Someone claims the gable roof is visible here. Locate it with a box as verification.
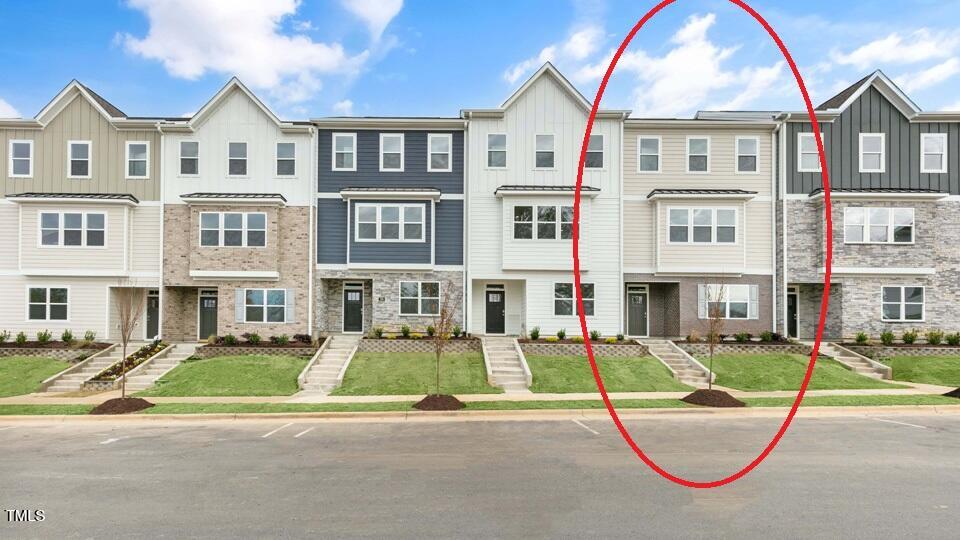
[34,80,127,125]
[815,70,921,119]
[172,77,310,133]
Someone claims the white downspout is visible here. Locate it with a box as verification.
[779,113,791,336]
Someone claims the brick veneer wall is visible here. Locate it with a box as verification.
[358,338,480,354]
[520,343,649,358]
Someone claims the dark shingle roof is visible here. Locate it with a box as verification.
[340,187,440,192]
[494,185,601,194]
[817,73,872,110]
[180,192,287,202]
[8,192,139,203]
[79,84,126,118]
[646,188,757,198]
[809,187,947,196]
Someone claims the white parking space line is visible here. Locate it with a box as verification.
[100,437,124,445]
[871,418,928,430]
[262,423,294,438]
[572,419,600,435]
[0,426,17,432]
[293,427,315,439]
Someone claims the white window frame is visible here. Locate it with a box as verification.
[398,281,441,316]
[666,207,738,245]
[26,286,70,322]
[38,211,107,248]
[275,141,296,177]
[797,132,822,172]
[636,135,661,174]
[686,136,710,173]
[198,212,267,248]
[920,133,948,174]
[859,133,886,173]
[486,133,507,169]
[178,140,199,176]
[332,133,357,172]
[242,288,287,323]
[427,133,452,173]
[512,204,574,240]
[9,139,33,178]
[227,141,248,177]
[585,134,604,169]
[881,285,925,323]
[353,203,425,242]
[553,282,595,317]
[67,140,92,179]
[735,136,760,174]
[843,207,914,244]
[698,284,757,320]
[534,134,555,170]
[379,133,404,172]
[125,141,150,180]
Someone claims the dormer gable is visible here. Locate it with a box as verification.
[816,70,921,120]
[168,78,310,134]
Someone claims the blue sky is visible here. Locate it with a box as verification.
[2,0,960,120]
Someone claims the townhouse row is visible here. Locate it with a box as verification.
[2,64,958,342]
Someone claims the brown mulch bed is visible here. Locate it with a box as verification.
[681,389,746,408]
[89,397,155,415]
[519,339,636,345]
[412,394,465,411]
[0,342,110,350]
[943,388,960,399]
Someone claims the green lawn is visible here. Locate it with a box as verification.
[331,352,502,396]
[741,394,960,407]
[0,404,95,415]
[526,355,692,393]
[0,356,71,397]
[706,353,906,391]
[136,355,309,397]
[880,356,960,387]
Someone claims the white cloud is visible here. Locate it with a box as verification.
[944,99,960,111]
[895,58,960,93]
[503,25,604,85]
[120,0,376,104]
[0,97,19,118]
[831,29,960,69]
[333,99,354,115]
[711,63,785,110]
[340,0,403,42]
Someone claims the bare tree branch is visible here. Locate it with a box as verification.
[113,285,146,399]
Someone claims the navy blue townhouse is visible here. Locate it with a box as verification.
[312,118,467,335]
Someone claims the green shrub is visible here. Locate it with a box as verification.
[589,330,601,341]
[36,330,52,344]
[604,337,617,344]
[902,330,918,345]
[616,333,624,341]
[946,333,960,346]
[545,336,559,343]
[759,331,774,343]
[529,326,540,340]
[0,330,8,344]
[372,327,384,339]
[60,329,74,344]
[426,325,435,337]
[401,325,411,338]
[452,325,462,338]
[410,333,423,340]
[926,329,944,346]
[84,330,97,342]
[556,328,566,340]
[244,332,261,345]
[386,335,397,340]
[855,332,869,345]
[880,331,895,346]
[734,332,750,343]
[571,336,584,344]
[223,334,238,346]
[15,332,27,345]
[271,334,290,345]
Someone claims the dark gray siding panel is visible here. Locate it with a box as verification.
[317,130,465,194]
[317,198,348,264]
[348,199,432,264]
[434,200,464,265]
[787,86,960,194]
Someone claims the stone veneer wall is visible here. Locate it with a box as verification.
[845,345,960,360]
[358,338,480,354]
[0,348,100,361]
[676,342,815,356]
[520,342,649,358]
[795,283,843,340]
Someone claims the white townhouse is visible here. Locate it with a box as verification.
[462,63,627,337]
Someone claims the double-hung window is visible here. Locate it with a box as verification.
[40,212,105,247]
[355,204,424,241]
[9,140,33,177]
[380,133,404,171]
[126,141,149,179]
[28,287,68,321]
[535,134,555,168]
[668,208,736,244]
[200,212,266,247]
[687,137,709,172]
[276,142,296,176]
[179,141,199,175]
[554,283,594,316]
[637,136,660,173]
[513,205,574,240]
[859,133,885,173]
[399,281,440,315]
[68,141,91,178]
[798,133,821,172]
[698,284,757,319]
[228,142,247,176]
[487,134,506,168]
[332,133,356,171]
[844,207,913,244]
[736,136,758,173]
[882,286,924,322]
[921,133,947,173]
[427,133,452,172]
[585,135,603,168]
[244,289,286,323]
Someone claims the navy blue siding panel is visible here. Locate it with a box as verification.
[434,200,464,265]
[317,198,348,264]
[787,86,960,194]
[348,199,432,264]
[317,130,464,194]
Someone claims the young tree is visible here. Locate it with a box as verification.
[704,284,726,391]
[430,279,462,396]
[113,286,146,399]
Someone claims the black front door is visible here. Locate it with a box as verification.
[198,292,218,340]
[787,293,798,338]
[485,290,505,334]
[343,288,363,333]
[146,291,159,339]
[627,291,648,336]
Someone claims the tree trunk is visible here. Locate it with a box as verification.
[121,343,128,399]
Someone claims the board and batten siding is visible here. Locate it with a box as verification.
[1,93,160,200]
[19,203,126,273]
[787,86,960,195]
[500,195,591,271]
[347,199,432,265]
